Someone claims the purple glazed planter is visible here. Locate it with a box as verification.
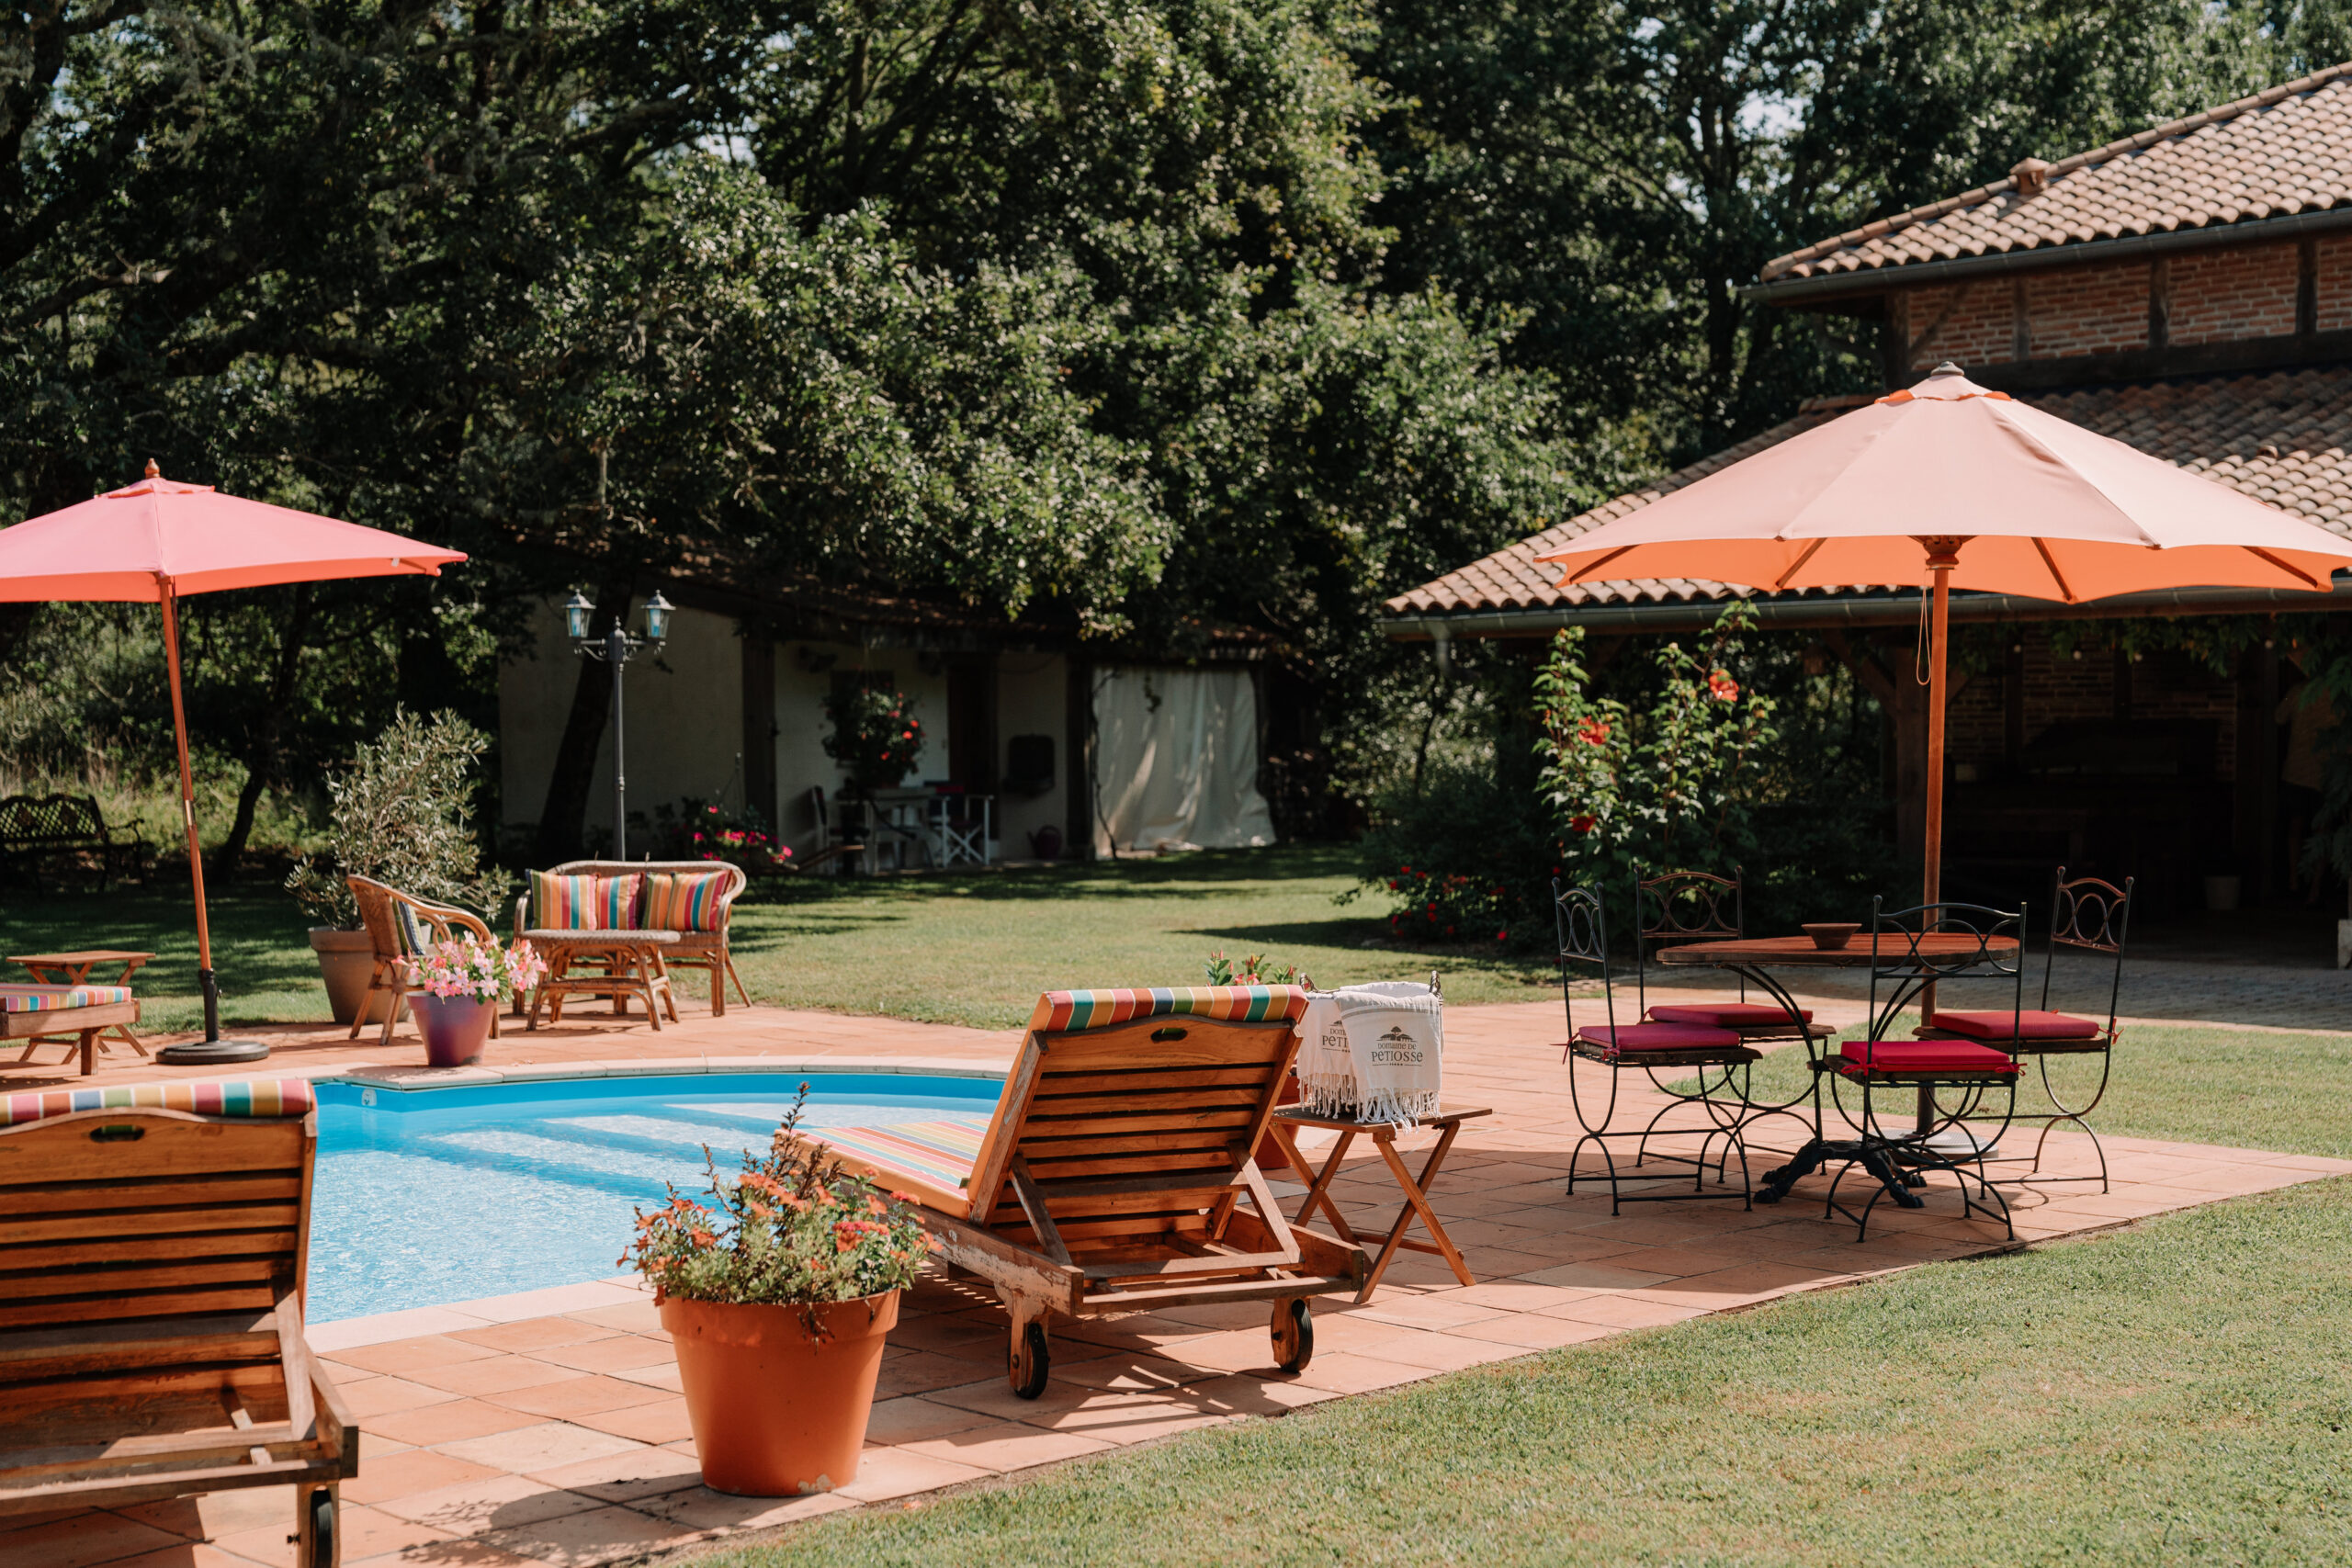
[411,993,495,1067]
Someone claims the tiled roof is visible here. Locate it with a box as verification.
[1385,368,2352,617]
[1762,63,2352,286]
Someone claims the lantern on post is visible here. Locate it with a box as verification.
[567,588,673,859]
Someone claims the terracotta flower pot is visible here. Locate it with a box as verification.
[310,928,403,1025]
[410,993,494,1067]
[661,1292,900,1495]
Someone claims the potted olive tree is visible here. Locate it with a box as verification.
[623,1089,933,1496]
[286,710,508,1024]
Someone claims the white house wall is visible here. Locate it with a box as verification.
[995,652,1068,858]
[770,642,950,852]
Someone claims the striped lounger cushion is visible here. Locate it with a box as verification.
[0,985,134,1012]
[807,1115,991,1210]
[0,1078,317,1128]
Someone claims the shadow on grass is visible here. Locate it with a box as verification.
[738,844,1363,911]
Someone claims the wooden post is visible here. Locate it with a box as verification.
[157,579,220,1041]
[1920,542,1962,908]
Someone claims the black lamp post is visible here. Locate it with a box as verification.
[565,589,673,859]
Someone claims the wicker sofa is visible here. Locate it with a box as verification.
[513,860,749,1016]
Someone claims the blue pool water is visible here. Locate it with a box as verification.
[308,1073,1001,1322]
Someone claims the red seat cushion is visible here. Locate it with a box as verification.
[1649,1002,1814,1028]
[1577,1021,1745,1055]
[1839,1039,2019,1077]
[1928,1010,2104,1042]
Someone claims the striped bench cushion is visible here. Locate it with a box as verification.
[801,1115,991,1211]
[0,1078,316,1129]
[0,985,134,1013]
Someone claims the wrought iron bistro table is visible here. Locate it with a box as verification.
[1655,933,2020,1206]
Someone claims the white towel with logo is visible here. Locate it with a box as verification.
[1295,981,1442,1127]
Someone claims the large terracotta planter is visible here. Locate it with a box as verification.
[410,994,494,1067]
[310,928,402,1025]
[661,1292,899,1495]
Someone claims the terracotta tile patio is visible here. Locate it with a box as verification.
[8,988,2347,1567]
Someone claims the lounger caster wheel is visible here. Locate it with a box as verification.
[300,1486,336,1567]
[1272,1298,1313,1373]
[1009,1320,1050,1399]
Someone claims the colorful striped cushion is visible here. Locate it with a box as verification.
[530,871,640,931]
[0,1078,315,1129]
[0,985,135,1013]
[1027,985,1308,1034]
[641,871,727,933]
[806,1115,990,1201]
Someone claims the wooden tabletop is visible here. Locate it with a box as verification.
[1655,933,2018,968]
[8,950,156,966]
[521,929,681,946]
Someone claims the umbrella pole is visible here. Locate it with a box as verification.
[157,585,221,1043]
[1917,544,1960,1140]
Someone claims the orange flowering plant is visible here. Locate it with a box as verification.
[619,1084,936,1322]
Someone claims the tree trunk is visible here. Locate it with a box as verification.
[533,579,633,864]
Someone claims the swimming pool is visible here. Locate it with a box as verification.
[308,1073,1001,1323]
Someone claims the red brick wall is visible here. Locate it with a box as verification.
[2026,264,2149,359]
[1940,627,2238,779]
[1902,281,2017,372]
[2167,243,2299,344]
[2314,235,2352,333]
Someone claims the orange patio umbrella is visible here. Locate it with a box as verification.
[1538,363,2352,907]
[0,463,467,1061]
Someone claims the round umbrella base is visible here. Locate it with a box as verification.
[158,1039,271,1066]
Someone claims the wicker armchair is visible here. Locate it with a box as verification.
[347,875,497,1048]
[522,860,751,1015]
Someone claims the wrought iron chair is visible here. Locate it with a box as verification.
[1822,897,2024,1240]
[1917,868,2132,1190]
[1554,880,1758,1213]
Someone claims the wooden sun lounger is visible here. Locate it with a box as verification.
[791,986,1369,1397]
[0,1081,356,1566]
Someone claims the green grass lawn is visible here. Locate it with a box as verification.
[0,845,1552,1034]
[693,1028,2352,1564]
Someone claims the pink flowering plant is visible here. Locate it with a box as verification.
[405,937,546,1003]
[620,1085,936,1325]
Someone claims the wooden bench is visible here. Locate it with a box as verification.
[0,793,151,893]
[516,861,748,1017]
[0,1080,355,1565]
[0,984,143,1077]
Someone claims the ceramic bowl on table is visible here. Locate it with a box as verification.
[1803,922,1861,951]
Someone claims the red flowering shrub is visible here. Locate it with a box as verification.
[619,1085,935,1327]
[653,799,790,871]
[822,682,924,793]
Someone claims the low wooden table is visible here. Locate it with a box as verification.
[6,949,153,1070]
[1267,1104,1493,1303]
[523,930,681,1032]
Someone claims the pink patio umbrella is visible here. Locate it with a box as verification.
[1538,363,2352,908]
[0,463,467,1060]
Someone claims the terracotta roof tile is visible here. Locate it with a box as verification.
[1384,369,2352,617]
[1761,64,2352,285]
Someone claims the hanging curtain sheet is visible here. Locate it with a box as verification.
[1091,667,1278,854]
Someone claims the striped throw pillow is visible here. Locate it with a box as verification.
[642,871,727,933]
[530,871,640,931]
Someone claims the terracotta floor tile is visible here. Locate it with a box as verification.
[522,1447,706,1505]
[101,1545,278,1568]
[607,1361,685,1393]
[368,1399,545,1449]
[335,1375,459,1419]
[899,1421,1116,1474]
[1044,1354,1215,1393]
[344,1542,542,1567]
[0,1511,187,1568]
[1430,1280,1603,1314]
[831,1445,996,1503]
[1014,1390,1235,1444]
[406,1355,581,1397]
[1363,1328,1532,1372]
[886,1313,1005,1353]
[220,1504,449,1565]
[874,1348,996,1400]
[560,1302,667,1336]
[1349,1293,1510,1331]
[1253,1352,1430,1394]
[568,1397,696,1446]
[370,1473,602,1538]
[484,1374,675,1420]
[1543,1294,1713,1330]
[634,1487,859,1531]
[479,1502,702,1567]
[1515,1259,1676,1291]
[1453,1314,1624,1350]
[341,1447,508,1506]
[326,1334,505,1377]
[449,1318,622,1355]
[115,1486,297,1543]
[862,1394,1002,1445]
[1177,1373,1345,1416]
[434,1422,648,1475]
[526,1336,676,1376]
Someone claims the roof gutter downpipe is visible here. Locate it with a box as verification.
[1381,578,2352,642]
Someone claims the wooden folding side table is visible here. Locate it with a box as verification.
[6,949,153,1068]
[1266,1104,1493,1303]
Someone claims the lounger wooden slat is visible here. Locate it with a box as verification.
[0,1086,356,1565]
[792,986,1367,1397]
